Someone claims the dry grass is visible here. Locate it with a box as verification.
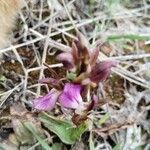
[0,0,150,149]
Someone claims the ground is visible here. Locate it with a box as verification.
[0,0,150,150]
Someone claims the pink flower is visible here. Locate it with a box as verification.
[33,89,60,111]
[59,83,83,109]
[56,52,75,70]
[90,61,117,83]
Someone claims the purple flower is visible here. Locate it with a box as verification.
[90,61,117,83]
[59,83,83,109]
[56,52,75,69]
[33,89,60,111]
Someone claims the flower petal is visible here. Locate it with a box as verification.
[77,31,89,49]
[90,61,118,83]
[89,47,99,66]
[59,83,82,109]
[38,78,61,89]
[71,42,79,65]
[33,89,60,111]
[56,52,75,69]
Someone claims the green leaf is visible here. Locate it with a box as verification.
[99,113,109,125]
[89,133,95,150]
[107,34,150,41]
[51,143,62,150]
[134,146,143,150]
[106,0,120,7]
[66,72,77,80]
[113,143,121,150]
[24,122,52,150]
[89,0,96,5]
[39,112,87,145]
[0,144,5,150]
[0,75,6,82]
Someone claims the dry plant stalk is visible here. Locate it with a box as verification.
[0,0,24,48]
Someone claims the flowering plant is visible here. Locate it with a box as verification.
[33,31,117,125]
